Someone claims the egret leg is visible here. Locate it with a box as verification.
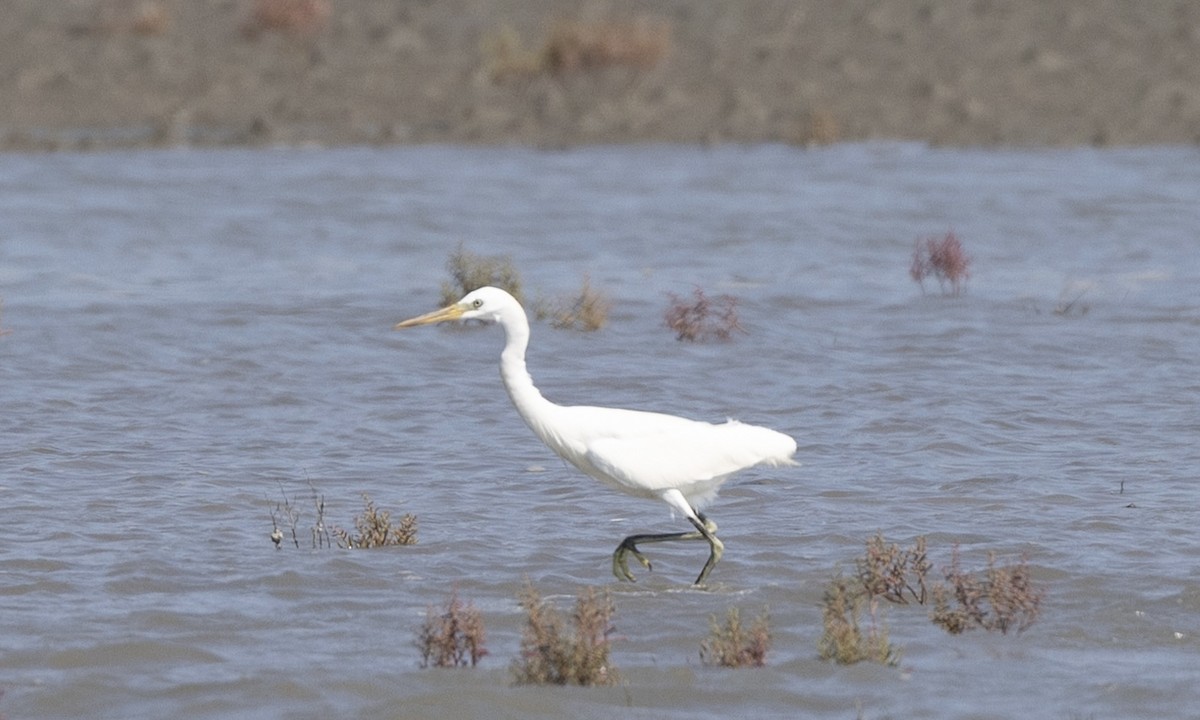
[611,513,723,586]
[689,513,724,586]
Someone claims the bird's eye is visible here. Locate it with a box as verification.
[472,299,483,309]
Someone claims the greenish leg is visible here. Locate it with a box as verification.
[689,513,724,586]
[611,512,723,586]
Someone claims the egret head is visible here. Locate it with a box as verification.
[394,286,517,329]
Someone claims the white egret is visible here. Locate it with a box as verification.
[394,286,797,585]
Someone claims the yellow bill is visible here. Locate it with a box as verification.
[393,302,465,329]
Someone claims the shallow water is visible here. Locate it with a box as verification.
[2,143,1198,719]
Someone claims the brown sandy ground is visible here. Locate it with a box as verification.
[2,0,1198,151]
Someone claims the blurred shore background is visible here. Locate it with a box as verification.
[2,0,1198,151]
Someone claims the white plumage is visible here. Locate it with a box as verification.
[395,286,796,585]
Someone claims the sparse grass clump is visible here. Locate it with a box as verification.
[334,493,418,549]
[664,288,744,342]
[700,607,771,668]
[243,0,330,38]
[535,276,610,331]
[269,480,331,549]
[441,245,524,307]
[484,17,671,81]
[512,583,617,686]
[416,589,488,668]
[818,576,899,666]
[911,231,971,296]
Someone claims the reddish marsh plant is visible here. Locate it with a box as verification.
[858,535,1044,635]
[911,231,971,296]
[835,533,1043,655]
[541,17,672,74]
[416,589,488,668]
[930,549,1042,635]
[857,533,932,605]
[243,0,330,38]
[664,288,744,342]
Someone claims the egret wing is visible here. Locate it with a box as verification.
[585,420,796,495]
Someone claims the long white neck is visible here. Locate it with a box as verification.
[496,305,557,437]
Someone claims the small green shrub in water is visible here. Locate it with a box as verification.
[535,275,610,331]
[700,607,771,668]
[818,575,900,666]
[441,244,524,307]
